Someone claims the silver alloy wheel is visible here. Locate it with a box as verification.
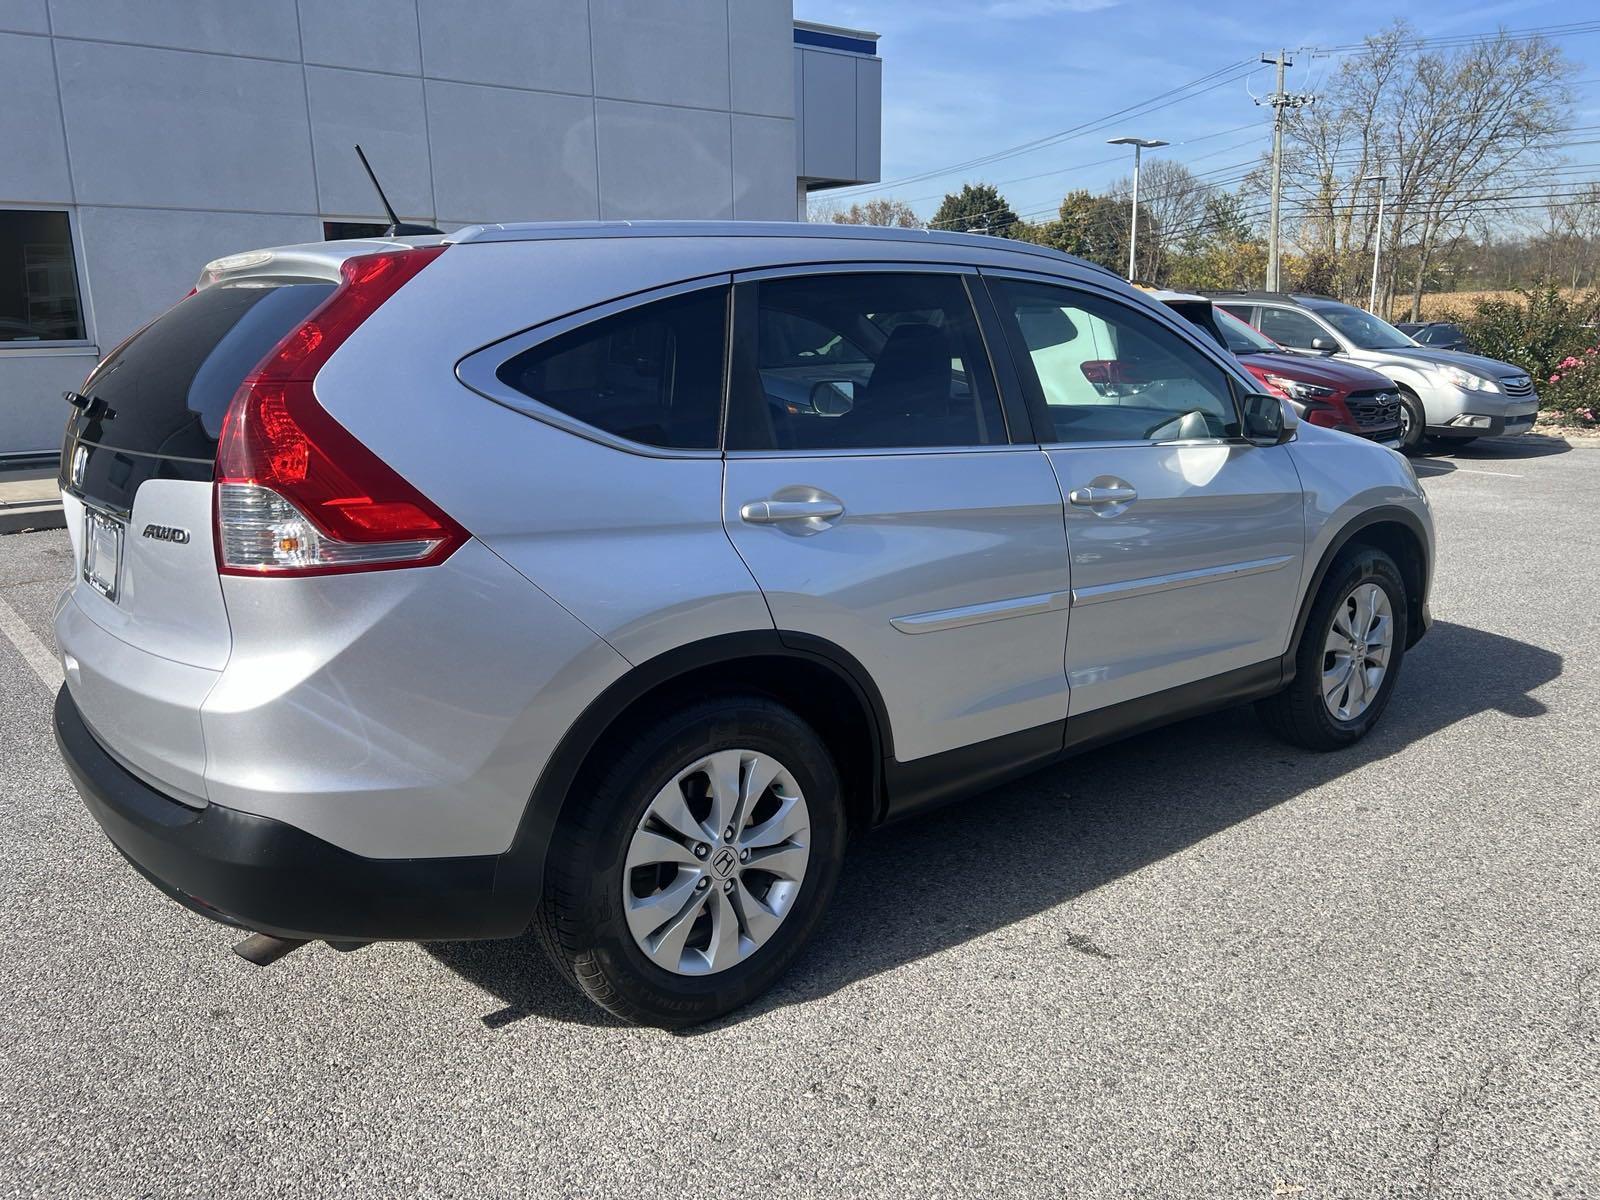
[1322,582,1394,721]
[622,749,811,976]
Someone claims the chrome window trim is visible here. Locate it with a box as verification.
[976,266,1260,452]
[454,273,734,461]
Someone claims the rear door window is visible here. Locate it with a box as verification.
[728,272,1005,451]
[495,286,727,450]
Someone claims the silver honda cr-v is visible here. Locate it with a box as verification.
[53,222,1434,1027]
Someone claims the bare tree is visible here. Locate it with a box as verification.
[1279,22,1573,315]
[1107,159,1207,283]
[814,197,924,228]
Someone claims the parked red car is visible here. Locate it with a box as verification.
[1152,291,1404,444]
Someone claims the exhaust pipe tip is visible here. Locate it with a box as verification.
[232,932,308,967]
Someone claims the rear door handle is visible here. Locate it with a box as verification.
[740,498,845,524]
[1068,485,1138,507]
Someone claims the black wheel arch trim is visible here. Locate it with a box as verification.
[493,629,894,928]
[1288,504,1431,669]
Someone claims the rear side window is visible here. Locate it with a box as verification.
[72,280,335,460]
[729,272,1005,451]
[495,287,728,450]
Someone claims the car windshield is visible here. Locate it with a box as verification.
[1214,308,1279,355]
[1313,303,1416,350]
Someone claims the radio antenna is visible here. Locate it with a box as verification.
[354,144,442,236]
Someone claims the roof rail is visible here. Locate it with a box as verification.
[443,219,1120,277]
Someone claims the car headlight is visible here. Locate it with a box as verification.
[1263,373,1335,400]
[1439,364,1500,393]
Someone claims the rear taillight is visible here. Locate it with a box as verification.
[214,246,465,576]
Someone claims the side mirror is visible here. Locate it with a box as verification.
[1309,336,1337,354]
[1241,392,1298,445]
[809,380,854,417]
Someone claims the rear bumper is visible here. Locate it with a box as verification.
[55,686,525,942]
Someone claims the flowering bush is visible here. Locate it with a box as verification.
[1458,286,1600,426]
[1544,345,1600,425]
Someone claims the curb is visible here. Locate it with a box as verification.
[0,504,67,536]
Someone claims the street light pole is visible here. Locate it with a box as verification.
[1107,136,1167,282]
[1368,175,1388,315]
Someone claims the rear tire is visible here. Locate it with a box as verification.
[1397,388,1427,454]
[535,696,846,1028]
[1258,545,1409,751]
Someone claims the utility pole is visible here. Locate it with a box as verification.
[1260,50,1314,291]
[1107,136,1168,281]
[1368,175,1387,315]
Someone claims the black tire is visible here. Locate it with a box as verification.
[1397,388,1427,454]
[1258,545,1409,751]
[535,696,846,1028]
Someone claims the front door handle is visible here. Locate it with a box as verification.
[740,498,845,524]
[1068,485,1138,507]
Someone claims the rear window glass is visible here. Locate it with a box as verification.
[495,286,728,450]
[73,281,334,460]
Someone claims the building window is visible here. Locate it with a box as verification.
[0,210,86,344]
[323,221,390,241]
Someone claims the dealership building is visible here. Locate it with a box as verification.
[0,4,881,454]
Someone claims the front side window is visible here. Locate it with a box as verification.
[0,210,86,343]
[495,286,728,450]
[992,279,1240,443]
[730,273,1005,451]
[1309,302,1414,350]
[1257,306,1331,351]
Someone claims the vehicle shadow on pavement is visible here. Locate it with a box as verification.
[425,620,1560,1033]
[1429,436,1574,461]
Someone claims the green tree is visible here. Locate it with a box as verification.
[931,183,1020,237]
[1019,189,1131,272]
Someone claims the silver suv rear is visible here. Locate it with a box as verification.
[1209,291,1538,452]
[53,223,1434,1027]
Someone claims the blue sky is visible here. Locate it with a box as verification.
[799,1,1600,222]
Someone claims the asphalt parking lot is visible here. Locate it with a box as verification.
[1,438,1596,1199]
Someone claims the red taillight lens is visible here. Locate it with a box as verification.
[214,246,465,576]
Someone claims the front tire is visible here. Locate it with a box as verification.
[1258,545,1409,751]
[535,696,846,1028]
[1397,388,1427,454]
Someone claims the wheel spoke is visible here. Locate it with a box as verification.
[736,754,783,835]
[645,777,708,845]
[1360,585,1381,641]
[705,887,743,972]
[701,750,743,837]
[646,886,708,971]
[1323,653,1353,700]
[1330,605,1355,642]
[625,869,704,945]
[742,793,808,850]
[625,829,701,872]
[733,878,782,943]
[745,842,808,881]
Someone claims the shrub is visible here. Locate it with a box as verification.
[1458,286,1600,425]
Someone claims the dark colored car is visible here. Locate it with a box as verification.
[1153,292,1403,444]
[1396,321,1470,352]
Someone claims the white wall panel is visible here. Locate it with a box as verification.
[590,0,728,111]
[731,0,793,118]
[298,0,421,75]
[0,33,72,203]
[595,100,732,220]
[417,0,591,94]
[0,352,96,453]
[426,81,598,224]
[307,67,432,219]
[733,114,794,220]
[48,0,301,59]
[55,41,317,212]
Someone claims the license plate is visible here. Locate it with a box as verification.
[83,509,124,603]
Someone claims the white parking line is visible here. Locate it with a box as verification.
[0,592,63,692]
[1415,465,1525,478]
